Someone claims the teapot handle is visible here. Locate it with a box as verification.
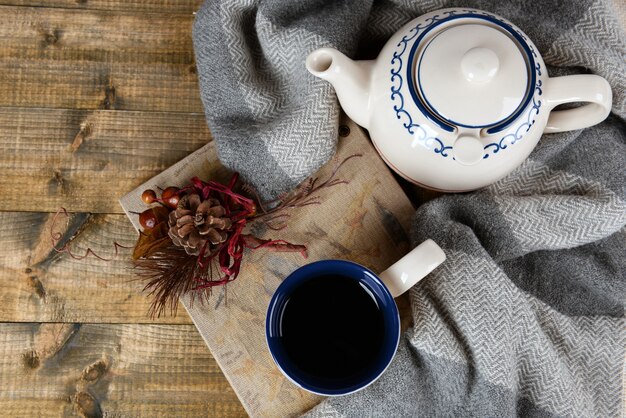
[543,75,612,133]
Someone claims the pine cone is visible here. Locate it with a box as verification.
[168,193,232,255]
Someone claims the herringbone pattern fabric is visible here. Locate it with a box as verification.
[410,250,624,417]
[543,1,626,117]
[489,159,626,252]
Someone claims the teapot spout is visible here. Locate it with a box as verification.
[306,48,373,129]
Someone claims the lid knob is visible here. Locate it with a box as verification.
[461,47,499,83]
[453,135,484,165]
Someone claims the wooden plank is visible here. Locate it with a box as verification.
[121,116,417,416]
[0,211,194,323]
[0,134,222,322]
[0,0,203,13]
[0,6,203,111]
[0,107,211,213]
[0,323,246,417]
[0,6,194,59]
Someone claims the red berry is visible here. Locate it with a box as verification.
[141,189,157,204]
[165,194,180,209]
[161,186,179,200]
[161,186,181,209]
[139,209,157,229]
[139,207,170,229]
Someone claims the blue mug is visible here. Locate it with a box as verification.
[266,239,445,396]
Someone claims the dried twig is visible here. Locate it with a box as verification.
[51,208,132,261]
[250,153,362,229]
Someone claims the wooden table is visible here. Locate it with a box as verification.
[0,1,247,416]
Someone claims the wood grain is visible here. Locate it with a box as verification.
[0,107,211,213]
[0,211,194,323]
[0,6,203,112]
[0,323,246,417]
[0,0,203,13]
[121,116,417,417]
[0,1,245,415]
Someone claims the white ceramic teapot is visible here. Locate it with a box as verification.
[306,8,612,192]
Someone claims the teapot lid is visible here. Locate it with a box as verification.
[417,23,529,129]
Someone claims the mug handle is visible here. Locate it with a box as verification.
[543,74,612,133]
[379,239,446,298]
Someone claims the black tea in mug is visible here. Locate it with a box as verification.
[278,274,386,385]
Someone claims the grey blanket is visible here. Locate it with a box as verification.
[193,1,626,416]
